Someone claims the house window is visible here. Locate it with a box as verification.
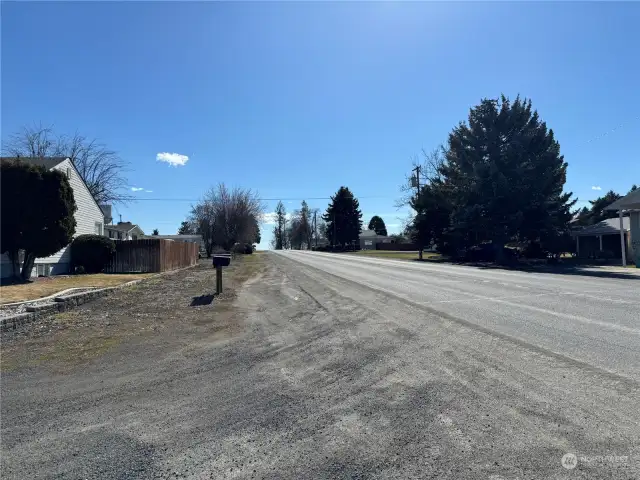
[66,167,72,178]
[95,222,103,235]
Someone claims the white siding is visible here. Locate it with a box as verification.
[33,159,105,269]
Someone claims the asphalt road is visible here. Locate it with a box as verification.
[2,253,639,479]
[276,251,640,382]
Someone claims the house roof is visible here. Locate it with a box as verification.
[571,217,630,237]
[0,156,67,170]
[604,188,640,211]
[360,229,378,237]
[105,222,142,233]
[1,156,105,218]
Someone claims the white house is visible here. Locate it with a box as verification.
[0,157,105,278]
[105,222,145,240]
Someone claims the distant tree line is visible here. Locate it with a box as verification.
[271,187,367,250]
[272,200,323,250]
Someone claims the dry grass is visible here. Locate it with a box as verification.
[350,250,443,261]
[1,255,267,372]
[0,273,154,304]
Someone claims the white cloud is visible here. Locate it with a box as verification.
[591,186,602,191]
[131,187,144,192]
[145,190,153,193]
[156,152,189,167]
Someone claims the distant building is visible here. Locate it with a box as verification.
[105,222,144,240]
[359,229,391,250]
[571,217,631,263]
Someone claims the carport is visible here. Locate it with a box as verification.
[604,189,640,267]
[572,217,630,262]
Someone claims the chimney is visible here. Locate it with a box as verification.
[99,205,113,225]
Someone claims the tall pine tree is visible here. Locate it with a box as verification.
[440,95,575,259]
[272,201,287,250]
[323,187,363,248]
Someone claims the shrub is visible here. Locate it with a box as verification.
[231,243,254,254]
[70,234,115,273]
[522,242,546,259]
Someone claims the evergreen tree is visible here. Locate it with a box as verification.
[178,220,194,235]
[1,161,77,280]
[587,191,622,224]
[272,201,287,250]
[440,95,575,260]
[368,216,388,236]
[409,183,452,252]
[323,187,363,248]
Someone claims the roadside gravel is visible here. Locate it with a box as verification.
[1,253,638,479]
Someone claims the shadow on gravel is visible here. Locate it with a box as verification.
[191,294,215,306]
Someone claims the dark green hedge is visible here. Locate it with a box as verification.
[70,234,116,273]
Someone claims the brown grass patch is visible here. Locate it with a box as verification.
[0,273,154,304]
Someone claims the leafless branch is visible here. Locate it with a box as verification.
[189,183,265,252]
[3,123,132,205]
[396,144,447,209]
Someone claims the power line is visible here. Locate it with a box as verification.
[127,195,392,202]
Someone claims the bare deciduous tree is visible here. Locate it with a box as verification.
[3,124,132,205]
[189,183,264,254]
[396,145,447,209]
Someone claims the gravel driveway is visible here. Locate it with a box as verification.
[1,253,638,479]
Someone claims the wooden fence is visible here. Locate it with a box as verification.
[104,239,199,273]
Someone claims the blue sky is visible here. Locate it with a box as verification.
[2,2,639,249]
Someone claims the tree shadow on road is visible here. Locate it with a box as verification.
[410,257,640,281]
[473,264,640,281]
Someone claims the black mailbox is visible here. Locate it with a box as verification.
[212,255,231,268]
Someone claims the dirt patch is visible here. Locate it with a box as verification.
[0,273,154,304]
[0,255,266,372]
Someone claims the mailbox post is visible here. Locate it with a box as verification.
[212,254,231,294]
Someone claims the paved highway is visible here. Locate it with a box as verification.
[276,250,640,382]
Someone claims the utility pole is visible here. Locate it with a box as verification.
[413,165,423,260]
[313,210,318,248]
